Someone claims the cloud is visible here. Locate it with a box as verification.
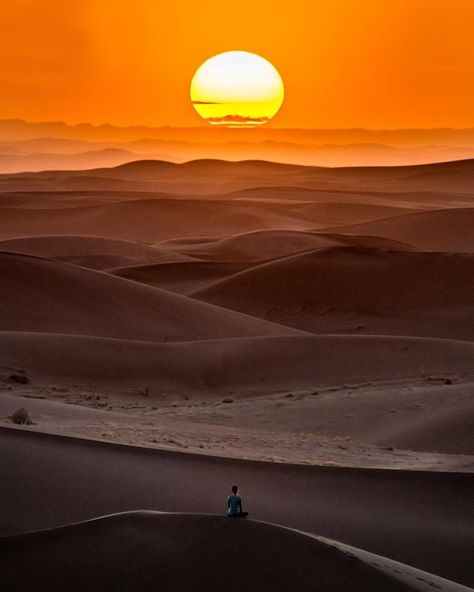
[206,114,270,124]
[192,100,226,105]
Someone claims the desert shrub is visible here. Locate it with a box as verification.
[8,374,29,385]
[10,408,32,425]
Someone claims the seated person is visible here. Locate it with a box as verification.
[227,484,248,518]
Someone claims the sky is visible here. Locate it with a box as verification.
[1,0,473,129]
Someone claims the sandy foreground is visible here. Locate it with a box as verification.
[0,158,473,590]
[1,428,473,590]
[1,380,473,471]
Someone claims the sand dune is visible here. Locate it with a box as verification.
[1,154,473,590]
[0,195,412,242]
[168,378,474,456]
[0,428,472,586]
[109,235,419,294]
[229,185,474,209]
[2,157,472,196]
[0,157,473,587]
[1,388,471,468]
[315,536,473,592]
[0,252,297,341]
[0,235,192,270]
[161,229,342,262]
[375,397,474,454]
[318,232,418,251]
[0,174,171,193]
[1,332,473,393]
[1,511,467,592]
[327,208,474,252]
[1,160,470,249]
[0,189,189,209]
[160,229,418,264]
[193,247,474,340]
[88,157,474,193]
[110,261,250,293]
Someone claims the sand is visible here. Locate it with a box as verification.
[0,252,299,341]
[109,260,251,293]
[2,513,472,592]
[192,248,474,340]
[0,234,195,269]
[327,208,474,253]
[0,428,473,589]
[3,512,465,592]
[0,157,473,590]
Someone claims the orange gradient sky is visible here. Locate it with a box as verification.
[1,0,473,129]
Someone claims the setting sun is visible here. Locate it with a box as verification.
[190,51,284,127]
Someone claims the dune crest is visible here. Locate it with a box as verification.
[0,251,298,341]
[2,511,458,592]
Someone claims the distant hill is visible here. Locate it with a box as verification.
[0,120,473,171]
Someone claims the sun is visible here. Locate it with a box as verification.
[190,51,284,127]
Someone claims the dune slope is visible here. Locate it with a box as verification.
[193,247,474,340]
[0,196,413,242]
[1,332,473,393]
[2,157,473,193]
[109,260,250,293]
[327,209,474,252]
[0,512,437,592]
[0,252,297,341]
[0,234,192,269]
[158,228,341,262]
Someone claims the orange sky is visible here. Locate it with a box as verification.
[1,0,473,129]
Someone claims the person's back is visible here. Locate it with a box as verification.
[227,484,248,518]
[227,493,242,515]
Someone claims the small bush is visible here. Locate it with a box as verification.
[8,374,29,385]
[10,408,32,425]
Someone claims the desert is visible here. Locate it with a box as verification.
[3,1,474,587]
[0,155,473,590]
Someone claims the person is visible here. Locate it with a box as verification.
[227,484,248,518]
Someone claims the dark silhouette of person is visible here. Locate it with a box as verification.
[227,484,248,518]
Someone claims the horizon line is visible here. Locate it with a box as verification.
[1,118,474,133]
